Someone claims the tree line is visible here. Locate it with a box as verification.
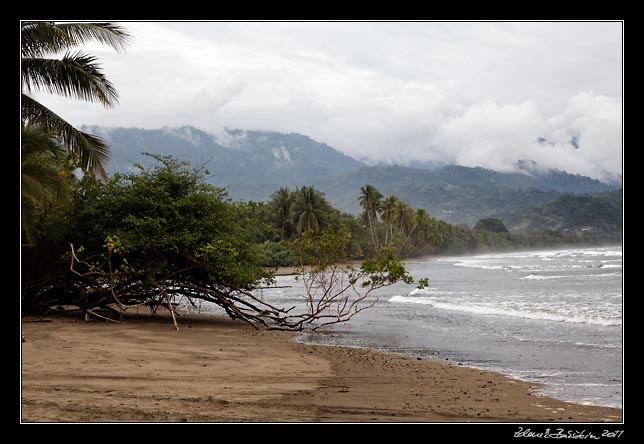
[244,181,606,268]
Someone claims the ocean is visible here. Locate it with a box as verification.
[183,245,623,409]
[256,245,623,409]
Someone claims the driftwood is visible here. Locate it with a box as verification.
[85,307,121,323]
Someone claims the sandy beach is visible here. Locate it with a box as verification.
[21,312,622,423]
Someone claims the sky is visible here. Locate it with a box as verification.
[33,21,623,183]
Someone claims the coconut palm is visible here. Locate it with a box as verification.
[21,126,76,245]
[291,186,327,234]
[393,199,414,234]
[380,195,399,247]
[358,184,383,250]
[21,21,131,179]
[269,187,296,241]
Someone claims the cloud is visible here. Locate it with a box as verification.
[431,100,547,170]
[32,22,622,183]
[418,93,622,183]
[546,93,622,182]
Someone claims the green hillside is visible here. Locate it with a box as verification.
[495,190,622,236]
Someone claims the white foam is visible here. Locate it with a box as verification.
[441,247,621,264]
[569,382,622,387]
[573,342,622,350]
[408,287,437,296]
[594,271,622,277]
[519,272,621,281]
[520,274,567,281]
[453,261,538,272]
[387,295,622,326]
[452,261,506,270]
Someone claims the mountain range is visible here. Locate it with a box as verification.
[84,125,622,231]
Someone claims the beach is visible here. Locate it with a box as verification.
[21,313,622,423]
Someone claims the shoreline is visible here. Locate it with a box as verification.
[21,312,622,423]
[270,259,365,276]
[269,243,623,276]
[293,336,620,411]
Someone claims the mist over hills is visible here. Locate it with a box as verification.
[89,125,363,185]
[85,125,621,230]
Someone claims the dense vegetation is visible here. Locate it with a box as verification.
[314,165,616,226]
[474,218,510,233]
[496,190,623,236]
[22,155,265,312]
[245,178,619,267]
[21,155,425,329]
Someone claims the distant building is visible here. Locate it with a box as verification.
[580,226,593,231]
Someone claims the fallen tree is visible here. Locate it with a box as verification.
[22,154,426,330]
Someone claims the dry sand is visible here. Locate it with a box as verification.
[21,313,622,423]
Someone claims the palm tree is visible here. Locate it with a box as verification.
[269,187,296,241]
[21,126,76,245]
[413,208,432,242]
[380,195,399,247]
[401,208,444,255]
[21,21,131,179]
[419,210,445,248]
[291,186,327,234]
[358,184,383,250]
[393,199,414,234]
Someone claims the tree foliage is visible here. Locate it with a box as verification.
[269,187,296,241]
[287,230,426,330]
[22,156,427,330]
[291,186,329,234]
[21,126,78,245]
[23,155,270,321]
[359,184,383,249]
[254,182,607,267]
[474,218,510,233]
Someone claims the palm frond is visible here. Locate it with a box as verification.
[21,126,74,245]
[21,197,40,246]
[56,22,132,53]
[21,22,131,57]
[21,153,71,247]
[22,94,110,179]
[21,22,70,58]
[22,52,119,106]
[22,154,63,204]
[21,124,67,159]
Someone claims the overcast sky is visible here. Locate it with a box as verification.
[34,21,623,182]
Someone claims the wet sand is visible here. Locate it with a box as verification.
[21,313,622,423]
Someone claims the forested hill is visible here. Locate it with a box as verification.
[88,125,364,185]
[86,125,620,228]
[310,165,617,225]
[494,189,623,235]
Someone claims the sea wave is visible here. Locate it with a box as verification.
[387,295,622,326]
[573,342,622,350]
[519,272,621,281]
[516,338,621,350]
[520,274,567,281]
[452,261,533,271]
